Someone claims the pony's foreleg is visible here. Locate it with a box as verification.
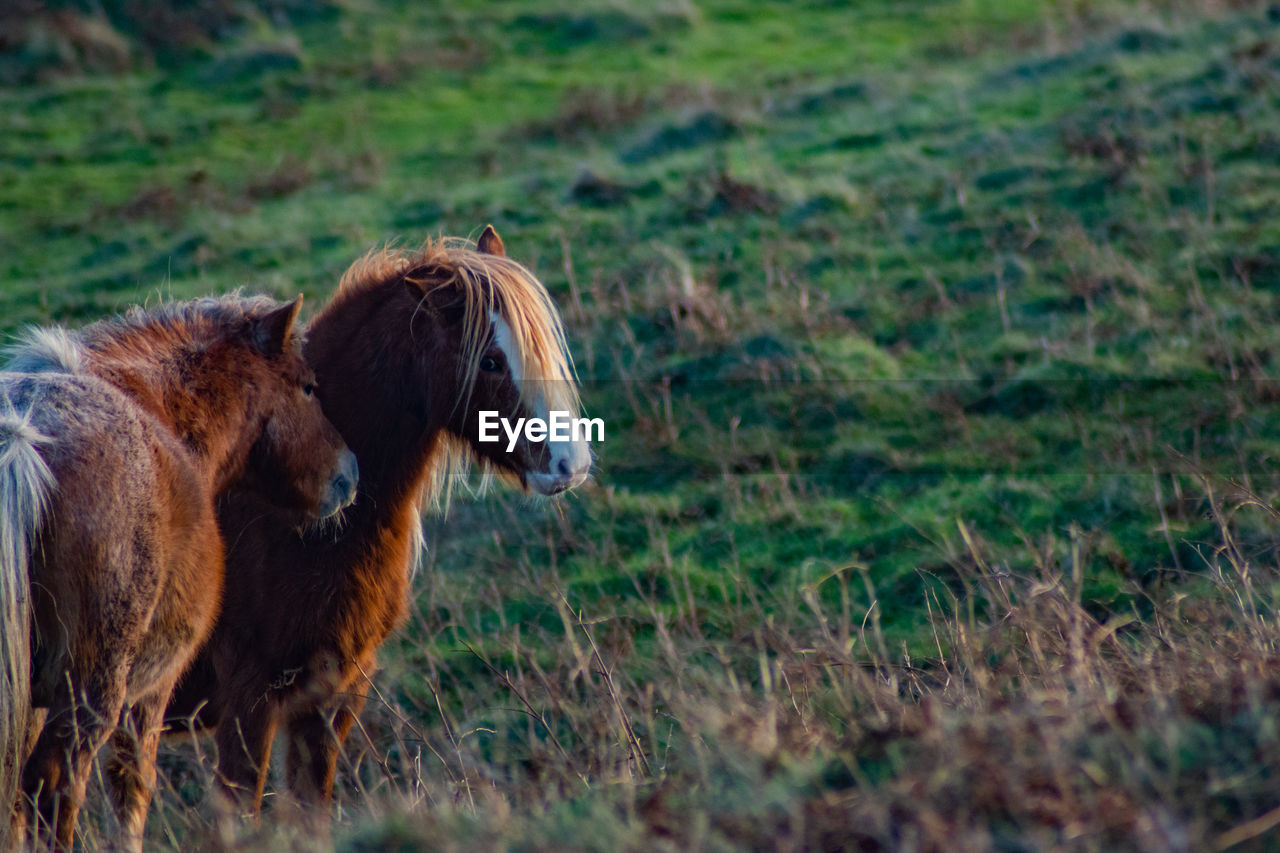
[213,696,279,819]
[21,672,127,851]
[283,690,367,818]
[105,687,170,853]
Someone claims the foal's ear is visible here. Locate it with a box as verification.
[252,296,303,356]
[477,225,506,257]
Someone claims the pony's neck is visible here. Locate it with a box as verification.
[89,351,254,494]
[305,282,447,510]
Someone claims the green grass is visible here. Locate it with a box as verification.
[8,0,1280,849]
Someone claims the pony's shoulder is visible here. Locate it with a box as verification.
[3,327,86,375]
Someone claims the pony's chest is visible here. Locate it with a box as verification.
[335,545,413,644]
[278,534,411,656]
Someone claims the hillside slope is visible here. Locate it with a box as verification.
[5,1,1280,850]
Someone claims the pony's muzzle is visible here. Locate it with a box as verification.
[528,440,591,496]
[319,449,359,517]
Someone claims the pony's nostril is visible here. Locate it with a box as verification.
[336,450,359,498]
[556,457,572,478]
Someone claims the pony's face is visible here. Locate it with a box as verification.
[455,309,591,495]
[407,227,591,496]
[237,298,359,518]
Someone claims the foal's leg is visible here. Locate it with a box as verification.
[106,686,171,853]
[21,669,128,850]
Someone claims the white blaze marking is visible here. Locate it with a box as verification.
[490,311,523,391]
[487,310,592,492]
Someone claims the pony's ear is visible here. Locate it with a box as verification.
[404,276,425,302]
[402,269,436,311]
[430,287,468,327]
[477,225,506,257]
[403,274,466,326]
[252,296,303,356]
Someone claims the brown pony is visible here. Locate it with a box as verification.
[0,296,358,851]
[166,227,591,824]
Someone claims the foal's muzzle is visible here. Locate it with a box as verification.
[318,449,359,517]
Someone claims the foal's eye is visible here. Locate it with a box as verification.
[303,383,316,397]
[479,356,502,373]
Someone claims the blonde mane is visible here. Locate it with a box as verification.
[336,236,582,514]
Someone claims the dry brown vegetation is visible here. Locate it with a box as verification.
[90,488,1280,852]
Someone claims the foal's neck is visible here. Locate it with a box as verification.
[88,351,255,493]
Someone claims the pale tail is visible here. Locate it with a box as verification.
[0,412,53,844]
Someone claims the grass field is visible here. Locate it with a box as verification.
[7,0,1280,849]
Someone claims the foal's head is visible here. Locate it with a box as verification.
[69,296,359,518]
[340,227,590,496]
[223,297,359,518]
[8,297,358,518]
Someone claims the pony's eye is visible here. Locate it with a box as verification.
[479,356,502,373]
[303,383,316,397]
